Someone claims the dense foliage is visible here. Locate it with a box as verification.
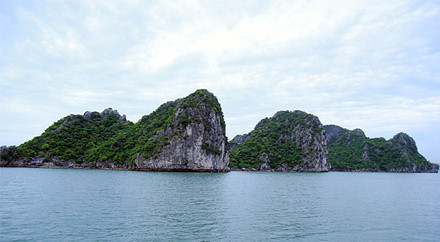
[230,111,321,169]
[17,111,131,163]
[3,89,226,165]
[86,102,177,164]
[325,126,433,171]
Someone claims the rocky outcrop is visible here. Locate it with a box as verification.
[324,125,438,173]
[322,124,349,144]
[228,133,250,152]
[229,110,330,172]
[133,90,229,171]
[1,89,229,172]
[100,108,127,121]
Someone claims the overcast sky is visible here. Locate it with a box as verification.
[1,0,439,163]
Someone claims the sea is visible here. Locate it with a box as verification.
[0,167,438,241]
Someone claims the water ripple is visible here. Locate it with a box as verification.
[1,168,439,241]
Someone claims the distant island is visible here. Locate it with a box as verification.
[324,125,438,172]
[229,112,438,173]
[1,89,438,173]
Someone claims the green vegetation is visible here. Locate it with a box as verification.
[18,111,130,162]
[1,145,20,161]
[325,126,433,171]
[201,141,221,155]
[230,111,321,169]
[87,101,177,164]
[2,89,226,166]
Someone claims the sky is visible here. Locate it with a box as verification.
[1,0,439,163]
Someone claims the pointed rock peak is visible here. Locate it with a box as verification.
[181,89,218,104]
[185,89,216,101]
[194,88,212,95]
[392,132,416,148]
[101,108,126,121]
[178,89,224,124]
[324,125,349,143]
[102,107,118,116]
[393,132,410,139]
[83,111,93,120]
[352,128,365,137]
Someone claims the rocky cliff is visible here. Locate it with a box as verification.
[229,110,330,172]
[132,89,229,171]
[324,125,438,173]
[1,89,230,172]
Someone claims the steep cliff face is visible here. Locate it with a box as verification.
[1,89,229,172]
[133,89,229,171]
[324,125,438,173]
[229,110,330,172]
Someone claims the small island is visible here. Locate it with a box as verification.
[324,125,438,172]
[229,110,330,172]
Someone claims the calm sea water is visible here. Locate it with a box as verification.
[0,168,438,241]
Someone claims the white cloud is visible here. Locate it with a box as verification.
[14,8,86,59]
[1,0,439,162]
[317,96,440,136]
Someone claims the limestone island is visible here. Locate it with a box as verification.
[0,89,229,172]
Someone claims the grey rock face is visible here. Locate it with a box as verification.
[288,114,330,172]
[323,125,349,144]
[259,162,271,171]
[134,90,229,171]
[83,111,92,120]
[101,108,126,121]
[229,133,250,152]
[391,132,417,150]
